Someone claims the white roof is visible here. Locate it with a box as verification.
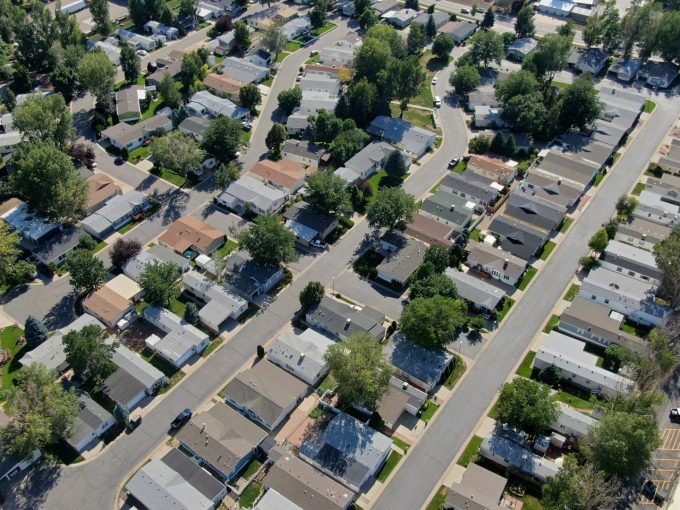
[112,343,167,388]
[552,402,597,438]
[182,270,247,325]
[143,305,209,364]
[256,489,302,510]
[220,175,286,211]
[267,329,334,383]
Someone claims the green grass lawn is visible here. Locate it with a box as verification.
[443,355,466,389]
[201,337,223,358]
[620,319,653,338]
[140,97,164,121]
[316,373,336,395]
[495,296,514,323]
[457,435,483,467]
[552,81,570,90]
[239,459,262,481]
[469,228,481,242]
[521,495,546,510]
[425,486,448,510]
[275,51,291,63]
[366,170,407,195]
[306,53,321,64]
[420,400,439,422]
[559,217,573,233]
[543,314,560,333]
[377,451,403,482]
[644,100,656,113]
[117,218,143,234]
[311,22,336,36]
[214,239,238,260]
[563,283,580,301]
[632,182,646,196]
[262,76,274,87]
[284,41,302,52]
[517,267,537,291]
[539,241,557,261]
[308,406,323,419]
[93,240,108,253]
[593,171,605,187]
[389,104,439,134]
[408,50,436,108]
[515,351,536,378]
[168,295,188,317]
[392,437,410,452]
[128,146,149,163]
[451,159,467,174]
[556,388,596,410]
[239,481,263,509]
[1,326,26,392]
[153,168,186,187]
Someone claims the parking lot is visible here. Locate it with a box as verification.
[639,426,680,506]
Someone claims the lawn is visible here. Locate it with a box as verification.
[552,81,570,90]
[239,459,263,481]
[262,76,274,87]
[128,146,150,163]
[556,388,596,410]
[239,481,263,509]
[632,182,646,196]
[469,228,481,242]
[153,168,186,187]
[442,355,466,389]
[563,283,580,301]
[367,170,406,195]
[140,97,164,121]
[495,296,514,323]
[275,51,291,63]
[539,241,557,261]
[419,400,439,422]
[517,267,537,291]
[543,314,560,333]
[620,319,653,338]
[377,451,403,482]
[311,21,336,36]
[644,100,656,113]
[451,159,467,174]
[408,50,437,108]
[201,337,223,358]
[284,41,302,52]
[392,437,410,452]
[168,295,188,317]
[214,239,238,260]
[117,218,143,234]
[457,435,483,467]
[515,351,536,378]
[1,326,26,391]
[306,53,321,64]
[93,240,108,253]
[425,486,448,510]
[389,103,438,133]
[521,495,546,510]
[309,406,323,419]
[559,217,573,233]
[592,171,605,187]
[316,373,336,395]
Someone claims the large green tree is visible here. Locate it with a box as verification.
[409,273,458,300]
[495,377,559,435]
[215,161,241,188]
[299,281,325,309]
[432,33,454,61]
[365,23,406,57]
[354,37,392,82]
[90,0,111,35]
[328,128,370,166]
[346,79,378,128]
[559,76,603,131]
[450,65,481,95]
[526,33,573,86]
[265,123,288,160]
[201,116,247,162]
[140,261,182,306]
[261,23,287,55]
[63,325,118,385]
[366,187,417,231]
[495,70,540,103]
[24,316,48,348]
[305,171,352,216]
[407,22,427,55]
[239,83,262,115]
[120,46,141,83]
[79,50,116,101]
[12,93,74,149]
[66,249,107,295]
[277,87,303,115]
[0,218,22,285]
[233,21,251,50]
[468,30,504,68]
[13,3,56,72]
[236,213,298,266]
[158,73,182,110]
[150,131,204,176]
[400,296,468,348]
[514,6,535,38]
[655,224,680,308]
[381,56,426,116]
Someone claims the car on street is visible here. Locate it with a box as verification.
[670,408,680,421]
[310,239,329,250]
[170,408,192,430]
[310,50,319,56]
[127,414,142,432]
[431,76,438,85]
[461,7,470,13]
[448,157,460,168]
[477,7,487,13]
[114,156,125,165]
[296,74,303,82]
[434,96,441,107]
[136,49,148,57]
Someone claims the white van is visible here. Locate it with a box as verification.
[434,96,442,107]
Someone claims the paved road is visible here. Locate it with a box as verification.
[372,91,680,510]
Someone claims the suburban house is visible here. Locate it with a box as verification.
[143,305,210,368]
[466,155,517,185]
[445,269,505,313]
[306,296,386,341]
[367,116,436,159]
[144,20,179,39]
[100,114,172,151]
[146,59,182,87]
[335,141,405,184]
[223,359,308,431]
[555,134,615,170]
[533,151,600,191]
[86,173,121,214]
[281,140,326,166]
[266,328,335,385]
[0,113,21,154]
[249,158,316,195]
[384,334,454,393]
[283,201,339,246]
[467,88,502,112]
[179,116,211,142]
[203,73,245,102]
[600,240,662,284]
[0,448,41,482]
[299,412,392,492]
[465,241,527,286]
[220,57,270,84]
[445,464,508,510]
[552,402,597,440]
[507,37,538,61]
[217,175,287,216]
[645,173,680,205]
[372,0,400,14]
[123,245,190,282]
[66,392,115,454]
[116,28,158,51]
[419,190,475,233]
[580,266,671,327]
[126,449,227,510]
[412,10,449,29]
[633,190,680,226]
[81,190,150,239]
[102,344,169,412]
[104,274,143,303]
[439,171,500,211]
[488,215,549,261]
[474,106,507,129]
[505,190,567,232]
[535,331,636,398]
[82,286,135,328]
[177,402,268,482]
[479,434,559,484]
[115,86,146,123]
[223,251,284,302]
[207,32,237,56]
[282,16,311,39]
[569,47,610,75]
[187,90,249,120]
[263,450,356,510]
[658,138,680,173]
[614,217,671,252]
[404,213,455,248]
[520,172,582,209]
[182,270,248,332]
[319,45,354,67]
[86,39,121,66]
[376,234,427,286]
[376,376,426,432]
[437,20,477,43]
[638,60,679,89]
[158,216,225,256]
[382,8,418,28]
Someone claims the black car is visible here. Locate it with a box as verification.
[170,408,192,430]
[642,480,657,500]
[127,414,142,432]
[114,156,125,165]
[448,158,460,168]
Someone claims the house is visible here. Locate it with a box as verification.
[177,402,268,482]
[218,175,287,216]
[507,38,538,61]
[182,271,248,332]
[479,434,559,484]
[557,134,617,171]
[367,116,436,159]
[104,274,143,302]
[286,111,312,135]
[66,392,115,453]
[372,0,400,14]
[207,32,237,56]
[505,190,567,232]
[102,344,168,411]
[645,173,680,205]
[609,57,642,82]
[376,234,427,286]
[144,20,179,39]
[600,240,662,284]
[633,190,680,226]
[412,11,449,30]
[319,45,355,67]
[187,90,249,120]
[86,173,121,215]
[419,191,475,233]
[558,296,645,352]
[440,171,499,211]
[116,28,158,51]
[590,119,627,148]
[143,306,210,368]
[267,329,335,385]
[488,215,549,260]
[404,213,455,248]
[263,450,356,510]
[569,48,609,75]
[179,116,211,142]
[223,251,284,302]
[382,8,418,28]
[306,296,386,341]
[474,106,507,129]
[250,158,315,195]
[466,155,517,185]
[445,464,508,510]
[115,86,146,123]
[86,39,121,66]
[535,331,636,398]
[614,217,671,252]
[283,201,338,245]
[299,412,392,492]
[519,172,581,209]
[552,402,596,440]
[0,449,41,482]
[220,57,270,84]
[437,20,477,43]
[377,377,426,431]
[146,59,182,87]
[203,73,245,102]
[335,141,403,183]
[0,113,21,154]
[638,61,679,89]
[466,87,501,112]
[466,242,527,286]
[598,85,647,114]
[223,359,308,430]
[305,64,343,79]
[123,245,190,282]
[282,16,311,40]
[100,114,172,151]
[580,265,671,327]
[126,449,227,510]
[298,89,340,117]
[281,140,326,166]
[81,190,150,239]
[159,216,225,256]
[445,269,505,313]
[537,0,574,17]
[82,286,134,328]
[300,74,341,96]
[533,151,599,191]
[384,334,454,393]
[659,139,680,174]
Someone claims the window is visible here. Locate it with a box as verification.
[640,275,650,281]
[604,299,609,304]
[616,267,623,272]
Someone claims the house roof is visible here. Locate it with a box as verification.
[367,116,435,156]
[467,155,517,181]
[116,86,143,116]
[507,37,538,56]
[570,47,608,71]
[377,234,427,282]
[440,171,499,204]
[377,376,426,427]
[283,201,338,238]
[488,215,548,260]
[29,225,83,266]
[220,175,287,210]
[552,401,597,439]
[81,190,148,235]
[250,159,315,190]
[403,212,454,247]
[83,286,133,325]
[159,216,224,254]
[466,241,527,281]
[160,449,226,502]
[203,73,246,96]
[344,141,397,175]
[480,434,559,481]
[437,20,476,40]
[109,343,166,392]
[445,269,505,309]
[101,114,171,147]
[177,402,267,478]
[603,240,660,274]
[445,464,507,510]
[267,329,335,383]
[282,140,325,161]
[616,217,670,245]
[420,190,475,228]
[505,190,567,231]
[256,489,301,510]
[412,10,449,26]
[182,270,248,326]
[521,172,581,208]
[221,57,269,83]
[1,201,60,245]
[123,246,188,281]
[66,392,114,451]
[188,90,249,119]
[224,251,282,298]
[179,116,211,138]
[104,274,141,301]
[384,334,453,390]
[144,305,209,364]
[466,87,501,110]
[639,60,679,84]
[147,59,182,84]
[86,173,120,211]
[306,296,386,340]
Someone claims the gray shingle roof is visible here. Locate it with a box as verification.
[440,171,499,204]
[444,269,505,310]
[420,190,475,228]
[367,116,436,156]
[223,251,282,299]
[465,241,527,282]
[383,334,453,391]
[306,296,386,340]
[160,449,226,501]
[489,215,548,260]
[505,190,567,232]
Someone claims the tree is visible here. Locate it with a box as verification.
[239,83,261,115]
[559,76,603,131]
[50,64,79,103]
[0,364,79,457]
[658,11,680,62]
[425,15,437,38]
[0,222,21,286]
[515,6,535,38]
[233,21,251,51]
[502,93,547,137]
[558,20,575,38]
[381,56,425,117]
[468,30,504,67]
[496,378,559,435]
[527,34,572,88]
[113,403,129,425]
[213,14,234,34]
[468,135,491,154]
[90,0,111,35]
[616,194,637,220]
[542,454,623,510]
[13,3,57,72]
[305,171,352,216]
[180,52,205,90]
[24,316,48,348]
[158,73,182,110]
[347,79,378,128]
[599,4,622,53]
[139,261,182,306]
[432,34,455,61]
[481,8,495,29]
[120,46,141,83]
[538,364,562,386]
[384,150,408,179]
[495,70,539,103]
[79,51,116,101]
[184,302,199,325]
[624,329,679,391]
[12,93,74,149]
[450,65,481,95]
[179,0,199,21]
[424,245,450,273]
[583,12,602,47]
[65,250,107,295]
[236,214,298,266]
[365,24,407,58]
[328,128,371,166]
[310,110,348,144]
[405,0,419,9]
[324,332,393,408]
[354,38,392,82]
[151,132,204,176]
[335,94,351,119]
[69,142,96,167]
[278,87,303,115]
[110,238,142,269]
[202,116,246,162]
[354,0,371,17]
[409,273,458,300]
[407,23,427,55]
[310,2,327,29]
[215,161,240,188]
[588,229,609,253]
[367,188,417,231]
[63,325,117,384]
[300,281,325,308]
[400,296,468,348]
[359,8,379,30]
[261,24,287,55]
[583,411,661,479]
[469,315,486,332]
[11,142,87,222]
[265,123,288,159]
[655,225,680,308]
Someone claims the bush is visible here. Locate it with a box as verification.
[647,162,663,178]
[257,345,265,358]
[579,255,599,271]
[468,135,491,154]
[78,234,98,251]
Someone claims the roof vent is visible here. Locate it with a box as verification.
[450,205,455,211]
[402,381,409,390]
[300,352,305,359]
[344,318,351,330]
[503,258,509,270]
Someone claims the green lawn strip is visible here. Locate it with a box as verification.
[543,314,560,333]
[308,406,323,419]
[377,451,403,482]
[128,146,149,163]
[518,267,537,291]
[275,51,291,63]
[644,100,656,113]
[239,459,263,481]
[429,180,441,193]
[419,400,439,422]
[153,168,186,187]
[559,216,573,233]
[117,218,143,234]
[93,240,108,253]
[469,228,481,242]
[592,171,605,187]
[515,351,536,378]
[456,435,483,467]
[555,388,596,410]
[214,239,238,260]
[442,354,466,389]
[521,495,547,510]
[539,241,557,261]
[425,485,448,510]
[311,22,336,36]
[201,337,223,358]
[168,295,188,317]
[140,97,164,121]
[316,373,336,395]
[452,159,466,173]
[487,402,499,419]
[389,103,438,133]
[563,283,580,301]
[392,437,411,452]
[495,296,514,323]
[239,481,263,509]
[262,76,274,87]
[1,326,26,391]
[632,182,646,196]
[284,41,302,52]
[619,319,652,338]
[306,54,321,64]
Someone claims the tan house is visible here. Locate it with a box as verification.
[104,274,143,302]
[203,73,246,102]
[249,158,316,195]
[86,174,121,215]
[82,286,134,328]
[158,216,225,256]
[404,212,455,248]
[467,155,517,185]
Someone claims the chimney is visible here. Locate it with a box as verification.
[344,318,351,330]
[503,258,509,270]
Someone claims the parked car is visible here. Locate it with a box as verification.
[170,408,192,430]
[448,157,460,168]
[127,414,142,432]
[461,7,470,13]
[87,161,97,169]
[114,156,125,165]
[310,239,328,250]
[136,49,148,57]
[670,408,680,421]
[642,480,657,500]
[434,96,441,107]
[310,50,319,56]
[241,120,252,131]
[431,76,438,85]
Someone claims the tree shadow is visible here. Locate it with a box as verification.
[353,230,382,258]
[0,284,30,305]
[0,459,63,510]
[135,174,161,193]
[425,56,447,73]
[160,190,190,225]
[43,291,77,330]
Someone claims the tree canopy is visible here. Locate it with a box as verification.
[468,30,504,67]
[236,213,298,266]
[300,281,325,309]
[63,324,118,385]
[261,23,287,55]
[265,123,288,159]
[277,87,303,115]
[409,273,458,300]
[495,377,559,435]
[400,296,468,348]
[366,187,417,231]
[450,65,481,95]
[201,116,247,162]
[78,50,116,101]
[12,93,74,148]
[515,6,536,38]
[655,224,680,308]
[305,171,352,216]
[139,261,182,306]
[558,75,603,131]
[120,46,141,83]
[66,249,107,295]
[150,131,204,176]
[24,316,48,348]
[432,33,454,60]
[110,238,142,269]
[328,128,371,166]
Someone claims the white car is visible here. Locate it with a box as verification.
[432,76,438,85]
[461,7,470,13]
[136,49,148,57]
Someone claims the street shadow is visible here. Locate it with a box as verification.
[135,174,160,192]
[43,291,77,329]
[0,459,63,510]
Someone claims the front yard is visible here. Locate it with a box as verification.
[389,103,439,134]
[377,450,403,482]
[311,22,336,36]
[457,435,483,467]
[0,326,25,392]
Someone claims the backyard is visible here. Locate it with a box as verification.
[0,326,25,392]
[389,103,439,135]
